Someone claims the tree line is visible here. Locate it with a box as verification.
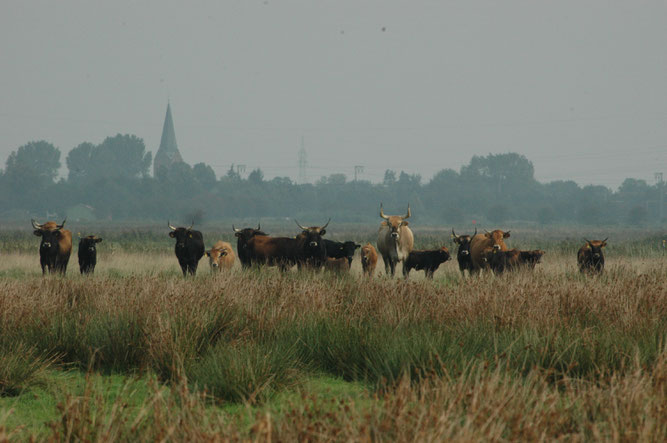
[0,134,664,227]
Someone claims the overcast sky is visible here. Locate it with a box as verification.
[2,1,666,189]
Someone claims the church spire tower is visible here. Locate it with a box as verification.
[153,101,184,176]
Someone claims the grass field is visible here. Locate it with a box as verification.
[0,227,666,441]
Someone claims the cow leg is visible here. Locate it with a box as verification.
[389,260,396,277]
[381,254,391,275]
[402,265,410,279]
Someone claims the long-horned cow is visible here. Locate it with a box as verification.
[168,221,205,276]
[452,227,476,276]
[377,204,414,277]
[577,238,607,274]
[469,229,510,274]
[32,219,72,275]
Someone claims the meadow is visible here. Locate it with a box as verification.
[0,225,666,441]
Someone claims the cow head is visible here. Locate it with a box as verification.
[79,235,102,253]
[295,219,330,251]
[437,246,451,263]
[233,224,266,243]
[519,250,545,267]
[206,246,228,269]
[452,227,476,256]
[168,221,194,249]
[379,203,411,239]
[484,229,510,250]
[361,243,375,264]
[337,241,361,265]
[584,238,607,259]
[32,219,66,255]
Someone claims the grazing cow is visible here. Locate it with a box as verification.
[484,248,545,274]
[233,224,267,268]
[360,243,378,277]
[32,219,72,275]
[377,204,414,277]
[324,257,350,274]
[206,241,235,272]
[403,246,451,279]
[168,221,205,276]
[577,238,607,274]
[246,220,329,271]
[451,228,476,276]
[470,229,510,273]
[324,240,361,266]
[78,235,102,274]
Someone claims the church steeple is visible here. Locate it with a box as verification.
[153,102,184,176]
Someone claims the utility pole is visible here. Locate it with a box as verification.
[298,136,307,184]
[354,165,364,182]
[656,172,664,223]
[236,164,246,176]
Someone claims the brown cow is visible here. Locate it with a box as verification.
[403,246,451,279]
[577,238,607,274]
[360,243,378,277]
[206,241,236,271]
[324,257,350,274]
[485,248,545,274]
[32,219,72,275]
[470,229,510,273]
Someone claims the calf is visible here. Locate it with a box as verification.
[360,243,378,277]
[78,235,103,274]
[577,238,607,274]
[324,257,350,274]
[451,228,475,276]
[402,246,451,279]
[206,241,235,272]
[485,248,545,274]
[324,239,361,266]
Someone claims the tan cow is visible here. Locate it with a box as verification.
[360,243,378,277]
[469,229,510,273]
[206,241,235,271]
[32,219,72,275]
[377,204,414,277]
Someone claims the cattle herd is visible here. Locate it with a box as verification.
[29,205,609,278]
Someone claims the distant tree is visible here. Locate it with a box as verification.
[4,141,61,191]
[193,162,216,188]
[327,173,347,185]
[248,168,264,184]
[383,170,397,186]
[224,164,241,182]
[627,204,648,226]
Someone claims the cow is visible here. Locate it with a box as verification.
[377,204,414,277]
[451,228,476,276]
[577,238,607,274]
[206,241,235,272]
[78,235,102,274]
[32,219,72,275]
[233,224,267,268]
[469,229,510,274]
[323,240,361,266]
[168,221,205,276]
[246,220,329,271]
[324,257,350,274]
[360,243,378,277]
[402,246,451,279]
[484,248,545,274]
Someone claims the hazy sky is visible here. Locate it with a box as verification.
[2,1,666,189]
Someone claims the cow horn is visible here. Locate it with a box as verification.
[451,228,458,239]
[473,227,477,236]
[232,225,241,233]
[379,203,389,220]
[168,221,177,231]
[295,219,307,230]
[322,218,330,229]
[31,219,42,229]
[405,204,411,219]
[257,222,261,230]
[602,237,608,243]
[188,220,194,230]
[56,218,66,229]
[484,229,491,234]
[583,238,592,245]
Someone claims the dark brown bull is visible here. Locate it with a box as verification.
[451,228,476,277]
[577,238,607,274]
[485,248,545,274]
[32,219,72,275]
[233,224,267,268]
[246,220,329,271]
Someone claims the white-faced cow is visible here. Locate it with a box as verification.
[377,204,414,277]
[168,221,205,276]
[32,219,72,275]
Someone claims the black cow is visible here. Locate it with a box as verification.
[78,235,102,274]
[452,228,476,276]
[484,248,546,274]
[323,240,361,266]
[32,219,72,275]
[577,238,607,274]
[402,247,451,279]
[233,224,268,268]
[168,221,205,276]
